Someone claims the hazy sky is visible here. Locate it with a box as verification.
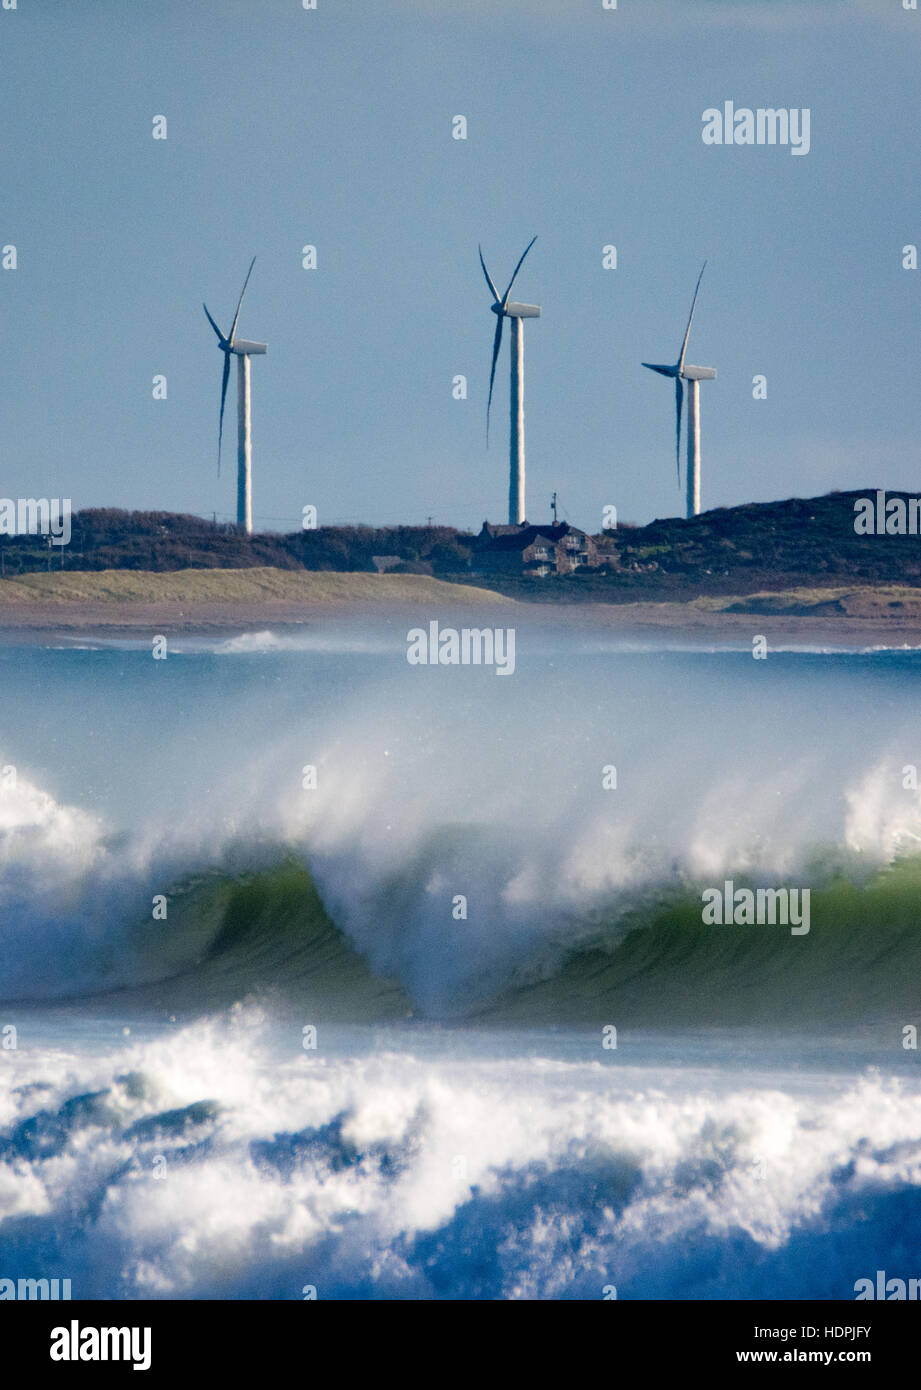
[1,0,919,532]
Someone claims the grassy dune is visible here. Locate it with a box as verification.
[702,585,921,621]
[3,570,913,618]
[0,568,916,643]
[0,566,508,607]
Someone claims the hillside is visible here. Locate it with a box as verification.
[484,490,921,603]
[0,510,470,578]
[1,491,916,604]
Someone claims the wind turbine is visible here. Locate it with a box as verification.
[479,237,541,525]
[642,261,717,519]
[203,256,267,534]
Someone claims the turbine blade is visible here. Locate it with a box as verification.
[677,260,707,374]
[217,350,231,476]
[501,236,537,307]
[203,303,225,343]
[675,375,684,484]
[478,245,500,303]
[642,362,677,377]
[227,256,257,347]
[486,312,504,445]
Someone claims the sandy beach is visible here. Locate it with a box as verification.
[1,568,920,648]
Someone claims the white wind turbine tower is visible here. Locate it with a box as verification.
[479,237,541,525]
[203,257,267,534]
[642,261,717,519]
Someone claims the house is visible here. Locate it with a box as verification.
[469,520,603,578]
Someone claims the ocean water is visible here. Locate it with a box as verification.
[1,629,920,1300]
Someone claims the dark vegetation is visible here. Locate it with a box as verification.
[0,510,469,580]
[471,490,921,602]
[2,490,916,604]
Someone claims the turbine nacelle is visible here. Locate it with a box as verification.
[229,339,267,356]
[492,301,541,319]
[641,363,716,381]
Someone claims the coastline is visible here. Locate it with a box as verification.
[1,567,921,649]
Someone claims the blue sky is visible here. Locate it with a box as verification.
[1,0,919,531]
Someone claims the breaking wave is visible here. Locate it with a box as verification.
[4,638,921,1022]
[3,643,921,1018]
[3,641,921,1299]
[1,1008,920,1299]
[2,763,921,1025]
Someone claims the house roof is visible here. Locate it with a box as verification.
[475,522,581,553]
